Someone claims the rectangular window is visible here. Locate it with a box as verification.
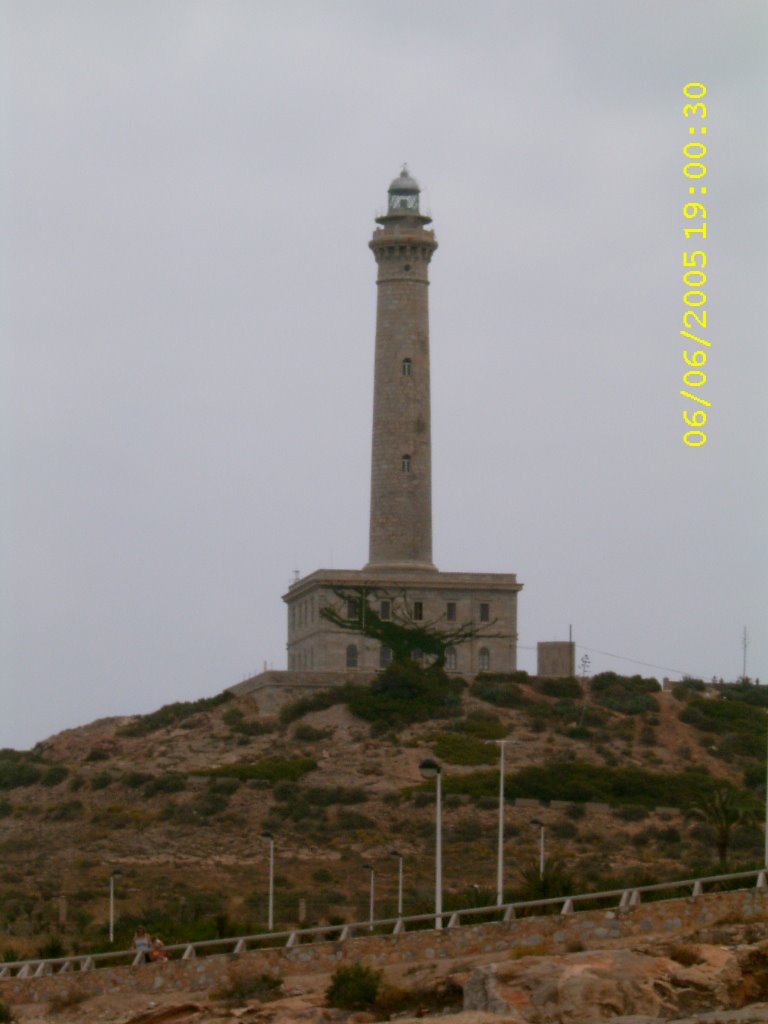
[346,599,360,620]
[380,600,391,621]
[446,602,456,622]
[413,601,424,621]
[479,602,490,622]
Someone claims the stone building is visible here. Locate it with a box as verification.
[282,169,522,678]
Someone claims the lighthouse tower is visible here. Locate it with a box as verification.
[276,169,523,682]
[367,167,438,571]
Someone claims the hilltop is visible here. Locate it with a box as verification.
[0,668,764,959]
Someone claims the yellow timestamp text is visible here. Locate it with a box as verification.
[680,82,710,447]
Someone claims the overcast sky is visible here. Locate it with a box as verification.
[1,0,766,751]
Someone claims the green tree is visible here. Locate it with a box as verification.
[687,785,758,866]
[319,585,497,669]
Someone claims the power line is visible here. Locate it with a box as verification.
[517,639,688,677]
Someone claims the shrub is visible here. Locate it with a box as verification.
[471,678,529,708]
[37,937,66,959]
[337,809,375,830]
[119,692,233,736]
[294,724,333,742]
[433,733,498,766]
[326,963,381,1010]
[347,661,463,731]
[46,800,83,821]
[143,773,187,796]
[534,677,583,699]
[0,800,11,818]
[0,1001,12,1023]
[201,758,316,785]
[615,805,648,821]
[48,987,87,1013]
[121,771,153,789]
[90,772,113,790]
[280,685,360,725]
[222,707,274,737]
[84,748,111,763]
[590,673,660,715]
[451,711,507,740]
[0,758,41,790]
[212,968,282,1006]
[41,764,69,787]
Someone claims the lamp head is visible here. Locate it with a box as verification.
[419,757,441,780]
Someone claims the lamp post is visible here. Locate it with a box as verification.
[389,850,404,917]
[419,757,443,929]
[496,739,506,906]
[108,869,122,944]
[260,830,275,931]
[363,863,375,931]
[530,819,545,880]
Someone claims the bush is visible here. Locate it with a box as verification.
[143,772,187,796]
[46,800,84,821]
[0,757,41,790]
[348,661,463,731]
[119,692,233,736]
[451,711,507,740]
[121,771,153,789]
[534,677,583,699]
[439,761,725,810]
[212,968,282,1006]
[590,672,660,715]
[337,809,375,830]
[201,758,316,785]
[472,678,529,708]
[433,733,498,766]
[90,772,113,790]
[222,708,274,737]
[0,1001,12,1023]
[41,764,69,787]
[294,724,333,742]
[0,800,11,818]
[326,963,381,1010]
[85,748,111,763]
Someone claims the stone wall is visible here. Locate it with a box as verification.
[4,886,768,1007]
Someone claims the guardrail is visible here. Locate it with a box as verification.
[1,868,766,980]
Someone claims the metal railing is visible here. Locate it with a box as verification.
[1,868,766,980]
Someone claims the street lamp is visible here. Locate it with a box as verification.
[530,818,545,880]
[260,830,275,931]
[389,850,404,917]
[419,757,443,930]
[363,863,375,931]
[108,869,122,944]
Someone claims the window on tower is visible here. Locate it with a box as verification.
[479,647,491,672]
[402,358,412,376]
[480,602,490,622]
[380,645,393,668]
[380,599,391,620]
[402,455,411,473]
[446,602,456,622]
[446,646,458,670]
[346,644,358,669]
[413,601,424,621]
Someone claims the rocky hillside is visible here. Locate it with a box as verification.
[0,670,764,959]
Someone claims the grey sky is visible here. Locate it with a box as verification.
[2,0,766,751]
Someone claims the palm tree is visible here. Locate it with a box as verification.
[687,785,758,867]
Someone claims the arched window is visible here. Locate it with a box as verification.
[401,454,411,473]
[401,358,412,377]
[479,647,491,672]
[380,645,393,668]
[346,644,358,669]
[446,646,457,671]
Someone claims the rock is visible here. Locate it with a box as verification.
[464,945,744,1023]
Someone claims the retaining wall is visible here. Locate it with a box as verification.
[2,887,767,1007]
